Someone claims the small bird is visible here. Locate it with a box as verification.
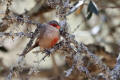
[21,20,60,55]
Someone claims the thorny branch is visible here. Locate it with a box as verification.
[0,32,32,38]
[110,53,120,80]
[5,15,40,25]
[60,31,111,79]
[5,0,13,17]
[66,0,84,16]
[19,23,43,57]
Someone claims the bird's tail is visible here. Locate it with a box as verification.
[20,43,38,56]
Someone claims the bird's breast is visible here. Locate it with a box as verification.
[38,25,60,48]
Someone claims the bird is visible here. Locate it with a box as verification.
[21,20,60,56]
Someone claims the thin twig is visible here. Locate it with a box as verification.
[0,32,33,38]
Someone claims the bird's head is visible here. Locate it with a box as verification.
[48,20,60,29]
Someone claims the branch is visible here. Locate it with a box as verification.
[0,32,33,38]
[19,23,43,57]
[66,0,84,16]
[110,53,120,80]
